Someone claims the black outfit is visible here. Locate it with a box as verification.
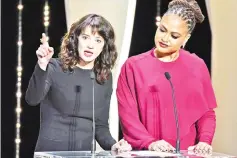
[25,58,116,151]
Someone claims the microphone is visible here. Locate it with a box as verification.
[90,71,96,156]
[75,85,81,93]
[164,72,180,154]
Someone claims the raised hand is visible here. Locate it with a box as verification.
[36,33,54,70]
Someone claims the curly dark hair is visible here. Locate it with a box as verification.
[58,14,117,84]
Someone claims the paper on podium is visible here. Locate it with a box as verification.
[117,150,180,157]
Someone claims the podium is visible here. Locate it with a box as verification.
[34,150,236,158]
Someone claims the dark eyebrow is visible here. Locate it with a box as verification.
[160,24,167,31]
[81,33,89,36]
[95,36,103,39]
[172,32,181,37]
[81,33,103,39]
[160,24,182,37]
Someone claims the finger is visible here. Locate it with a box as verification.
[167,143,175,152]
[118,148,126,153]
[41,33,48,44]
[161,143,169,152]
[167,146,175,152]
[120,142,132,149]
[48,48,54,58]
[148,142,154,151]
[40,44,49,51]
[162,142,174,152]
[158,145,167,152]
[41,45,53,57]
[125,144,132,150]
[202,144,208,152]
[168,144,175,150]
[128,145,132,151]
[119,140,126,145]
[40,33,49,47]
[111,143,120,151]
[194,144,201,152]
[39,45,48,51]
[150,143,158,151]
[195,144,205,153]
[48,47,54,53]
[153,145,162,152]
[117,145,126,153]
[36,50,45,58]
[115,143,121,149]
[123,140,128,143]
[118,145,132,152]
[208,146,213,153]
[204,144,212,154]
[40,44,51,55]
[123,141,130,146]
[164,144,173,152]
[188,145,196,151]
[153,141,167,152]
[38,47,48,57]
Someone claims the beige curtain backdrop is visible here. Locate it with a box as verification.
[205,0,237,155]
[64,0,137,150]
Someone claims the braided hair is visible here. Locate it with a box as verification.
[164,0,205,33]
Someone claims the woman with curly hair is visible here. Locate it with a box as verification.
[25,14,131,152]
[117,0,217,154]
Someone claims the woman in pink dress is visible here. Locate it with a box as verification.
[116,0,217,154]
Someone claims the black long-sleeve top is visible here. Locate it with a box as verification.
[25,58,116,151]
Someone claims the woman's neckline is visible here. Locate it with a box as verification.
[151,48,183,65]
[74,65,93,72]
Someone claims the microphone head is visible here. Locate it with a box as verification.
[75,85,81,93]
[90,71,95,80]
[164,72,171,80]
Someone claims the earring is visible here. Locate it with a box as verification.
[182,43,186,49]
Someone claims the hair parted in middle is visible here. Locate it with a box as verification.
[58,14,117,84]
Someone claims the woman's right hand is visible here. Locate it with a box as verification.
[148,140,175,152]
[36,33,54,71]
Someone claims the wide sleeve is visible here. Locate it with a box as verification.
[196,61,217,144]
[25,59,55,106]
[116,60,157,150]
[95,74,116,150]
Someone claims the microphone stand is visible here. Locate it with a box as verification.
[90,71,96,157]
[164,72,180,154]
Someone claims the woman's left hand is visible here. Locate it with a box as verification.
[188,142,212,154]
[111,139,132,153]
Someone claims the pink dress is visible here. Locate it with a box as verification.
[116,48,217,150]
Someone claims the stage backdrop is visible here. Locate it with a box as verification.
[205,0,237,156]
[64,0,137,150]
